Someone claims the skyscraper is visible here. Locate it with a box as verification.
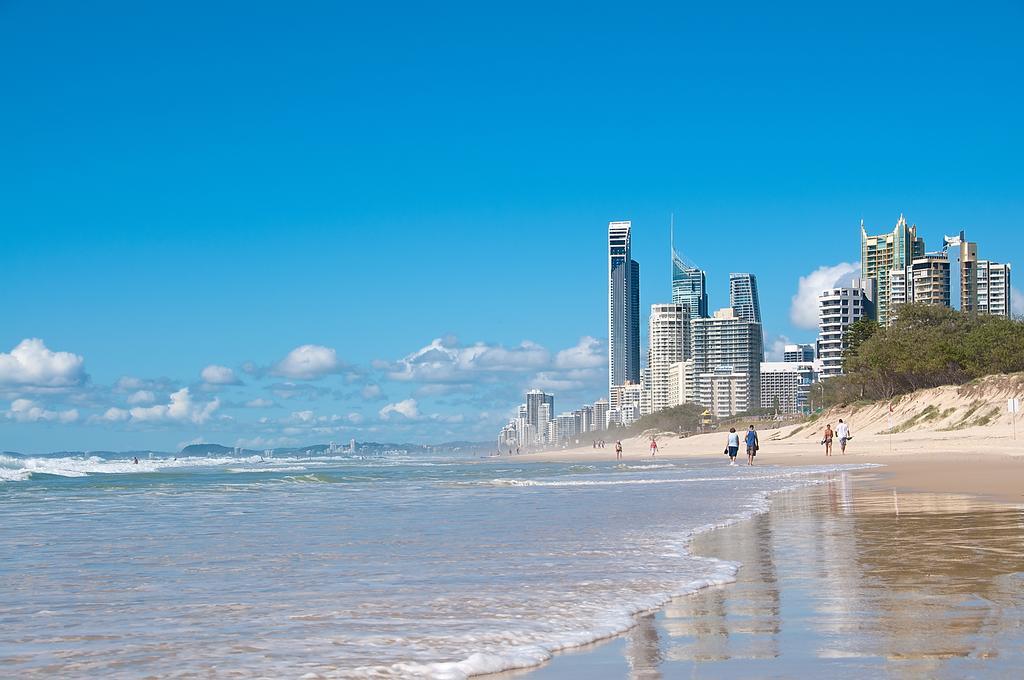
[690,308,763,416]
[860,215,925,326]
[817,279,874,378]
[910,253,951,307]
[525,389,554,434]
[671,226,708,322]
[608,221,640,394]
[958,235,979,312]
[647,303,686,414]
[728,273,762,324]
[978,260,1012,317]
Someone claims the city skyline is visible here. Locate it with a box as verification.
[4,2,1024,451]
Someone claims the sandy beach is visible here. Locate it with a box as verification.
[513,377,1024,502]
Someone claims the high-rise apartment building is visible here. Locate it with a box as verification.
[978,260,1012,317]
[729,273,762,324]
[760,361,817,414]
[958,235,979,312]
[910,253,951,308]
[609,221,641,394]
[783,343,815,363]
[593,399,609,431]
[647,303,686,414]
[817,279,873,378]
[667,359,694,407]
[610,383,645,426]
[861,215,925,325]
[690,308,763,416]
[525,389,554,434]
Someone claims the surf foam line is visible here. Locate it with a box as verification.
[0,452,391,482]
[352,464,880,680]
[474,465,881,488]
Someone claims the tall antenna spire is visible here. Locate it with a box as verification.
[670,212,675,255]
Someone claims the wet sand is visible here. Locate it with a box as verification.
[496,469,1024,678]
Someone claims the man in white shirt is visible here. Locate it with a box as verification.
[836,419,852,454]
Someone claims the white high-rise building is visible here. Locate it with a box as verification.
[667,359,694,407]
[729,273,762,324]
[817,279,873,378]
[978,260,1012,317]
[538,403,551,444]
[593,399,609,431]
[608,221,641,396]
[760,361,817,414]
[690,308,763,416]
[610,383,645,425]
[783,343,815,363]
[647,303,686,414]
[697,366,750,419]
[555,412,577,444]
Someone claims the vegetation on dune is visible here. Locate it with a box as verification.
[819,305,1024,406]
[610,403,705,437]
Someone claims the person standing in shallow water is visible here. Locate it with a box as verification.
[822,424,834,456]
[745,425,759,466]
[615,441,623,460]
[725,428,740,466]
[649,438,658,456]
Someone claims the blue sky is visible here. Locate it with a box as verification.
[2,1,1023,452]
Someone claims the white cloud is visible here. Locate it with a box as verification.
[1011,287,1024,318]
[245,398,274,408]
[5,398,79,423]
[388,338,549,383]
[347,412,365,424]
[101,407,131,422]
[361,384,383,400]
[290,410,316,423]
[554,336,606,369]
[272,345,342,380]
[201,364,241,385]
[379,398,420,420]
[126,388,220,425]
[127,390,155,405]
[0,339,86,387]
[765,334,790,361]
[790,262,861,329]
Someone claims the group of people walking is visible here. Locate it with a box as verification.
[724,426,759,466]
[605,418,853,465]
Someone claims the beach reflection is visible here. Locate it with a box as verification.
[634,474,1024,677]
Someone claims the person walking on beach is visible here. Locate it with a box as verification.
[649,438,658,456]
[725,428,739,466]
[614,441,623,460]
[745,425,759,466]
[822,424,833,456]
[836,419,852,454]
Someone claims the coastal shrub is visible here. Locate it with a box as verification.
[613,403,705,437]
[823,305,1024,406]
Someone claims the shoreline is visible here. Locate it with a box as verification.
[502,418,1024,503]
[478,462,876,679]
[502,464,1024,677]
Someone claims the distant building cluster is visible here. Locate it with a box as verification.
[498,215,1014,450]
[819,216,1013,378]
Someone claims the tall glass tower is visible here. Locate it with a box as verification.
[608,221,641,396]
[729,273,762,323]
[671,228,708,321]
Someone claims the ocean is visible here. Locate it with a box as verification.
[0,450,869,678]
